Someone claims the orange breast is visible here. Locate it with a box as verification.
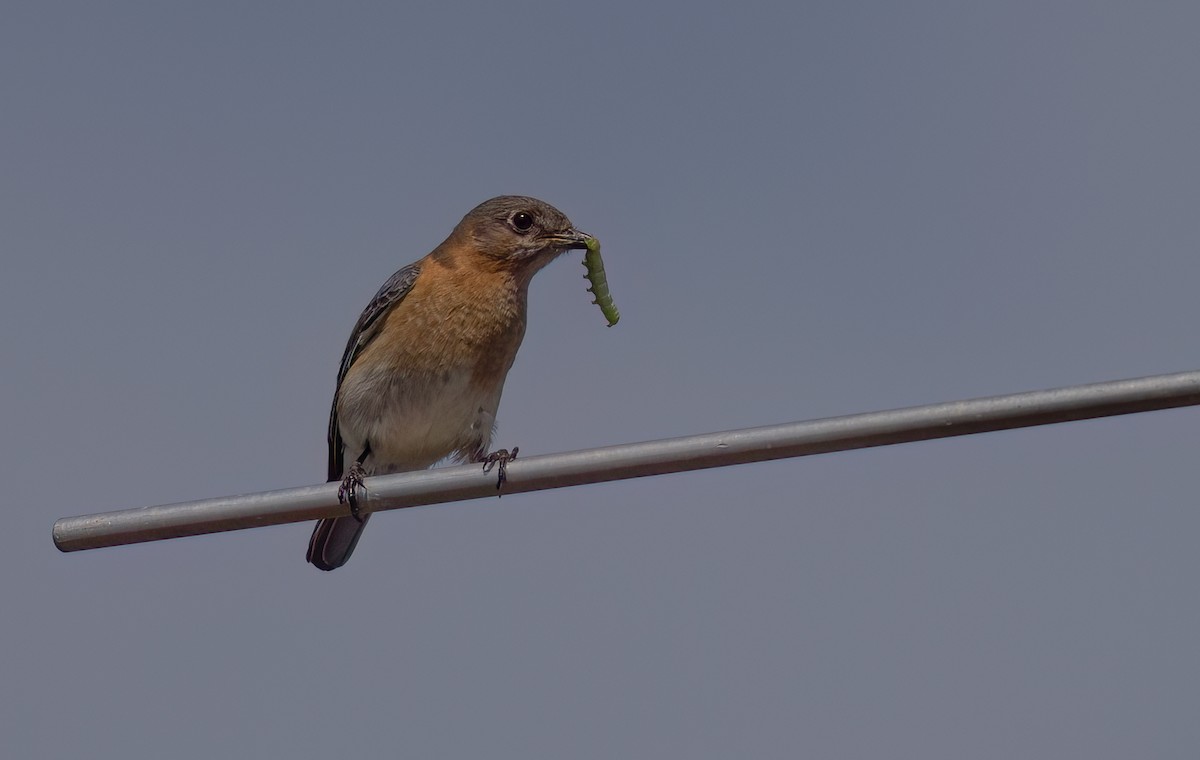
[357,252,529,392]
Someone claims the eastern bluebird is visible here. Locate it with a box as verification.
[306,196,591,570]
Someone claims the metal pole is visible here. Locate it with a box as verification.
[53,370,1200,552]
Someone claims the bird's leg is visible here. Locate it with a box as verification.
[338,443,372,522]
[480,446,519,493]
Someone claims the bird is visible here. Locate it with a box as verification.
[306,195,592,571]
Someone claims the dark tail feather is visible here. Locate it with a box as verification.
[307,514,371,571]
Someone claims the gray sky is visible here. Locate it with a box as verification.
[4,2,1200,757]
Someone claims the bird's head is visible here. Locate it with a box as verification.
[451,195,591,276]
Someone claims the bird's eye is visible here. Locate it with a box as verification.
[511,212,534,232]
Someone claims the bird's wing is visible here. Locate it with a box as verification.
[327,261,422,482]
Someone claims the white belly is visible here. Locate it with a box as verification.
[335,365,501,475]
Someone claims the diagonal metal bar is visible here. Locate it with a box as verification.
[53,370,1200,552]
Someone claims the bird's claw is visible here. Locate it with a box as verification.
[481,446,519,493]
[338,462,367,522]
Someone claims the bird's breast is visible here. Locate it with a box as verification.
[335,263,529,473]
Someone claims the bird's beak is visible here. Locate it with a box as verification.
[549,229,593,251]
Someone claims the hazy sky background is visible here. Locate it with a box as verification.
[4,2,1200,757]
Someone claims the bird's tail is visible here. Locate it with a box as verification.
[307,514,371,571]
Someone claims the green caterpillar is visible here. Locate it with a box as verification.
[582,235,620,327]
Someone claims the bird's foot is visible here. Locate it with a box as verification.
[481,446,519,493]
[337,462,368,522]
